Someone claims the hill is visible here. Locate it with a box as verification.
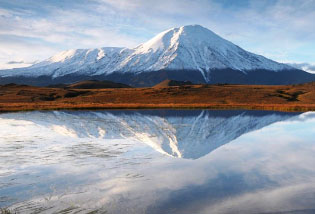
[153,80,193,88]
[65,80,130,89]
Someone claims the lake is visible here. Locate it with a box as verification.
[0,110,315,214]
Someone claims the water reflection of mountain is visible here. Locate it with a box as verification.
[1,110,300,159]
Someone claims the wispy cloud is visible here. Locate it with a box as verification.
[0,0,314,69]
[7,60,24,64]
[287,62,315,74]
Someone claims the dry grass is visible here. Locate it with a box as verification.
[1,82,315,112]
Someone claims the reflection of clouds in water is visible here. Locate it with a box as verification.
[147,113,315,213]
[1,111,315,213]
[203,182,315,214]
[290,111,315,122]
[91,112,315,213]
[229,117,315,176]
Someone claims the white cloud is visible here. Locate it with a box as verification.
[0,61,33,69]
[0,0,315,69]
[287,62,315,74]
[0,3,142,69]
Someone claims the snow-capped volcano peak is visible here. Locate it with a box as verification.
[0,24,305,86]
[135,28,176,53]
[136,25,228,54]
[121,24,292,74]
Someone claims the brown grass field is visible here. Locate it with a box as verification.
[1,82,315,112]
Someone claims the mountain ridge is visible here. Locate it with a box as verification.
[0,25,313,86]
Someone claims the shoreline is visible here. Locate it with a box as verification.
[1,83,315,113]
[1,103,314,113]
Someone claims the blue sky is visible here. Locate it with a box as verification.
[0,0,314,72]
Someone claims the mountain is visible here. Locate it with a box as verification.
[0,110,300,159]
[1,25,314,86]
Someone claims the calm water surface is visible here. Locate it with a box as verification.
[0,110,315,214]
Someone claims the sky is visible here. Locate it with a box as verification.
[0,0,314,72]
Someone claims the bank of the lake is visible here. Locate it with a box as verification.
[1,82,315,112]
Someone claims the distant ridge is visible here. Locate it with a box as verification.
[66,80,130,89]
[153,79,193,88]
[49,80,130,89]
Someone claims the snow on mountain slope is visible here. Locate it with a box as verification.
[0,110,299,159]
[0,47,126,78]
[124,25,292,81]
[0,25,293,80]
